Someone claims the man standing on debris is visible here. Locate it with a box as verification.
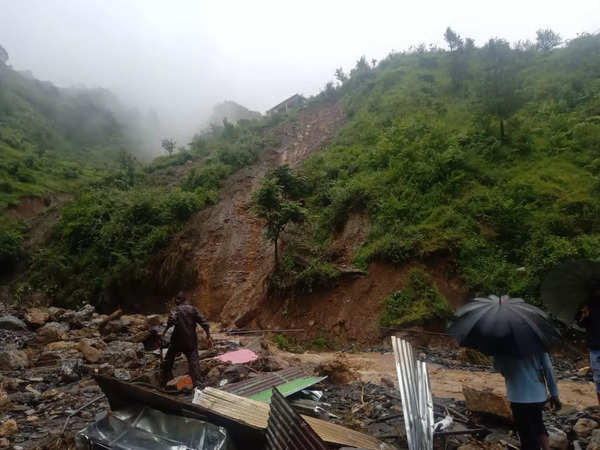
[576,282,600,405]
[493,352,561,450]
[161,292,213,388]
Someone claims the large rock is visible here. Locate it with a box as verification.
[36,322,68,343]
[548,426,569,450]
[62,305,95,328]
[24,308,49,327]
[575,418,599,438]
[462,385,512,421]
[146,315,162,328]
[0,315,27,331]
[588,429,600,450]
[78,339,102,363]
[0,419,17,437]
[0,349,29,370]
[102,341,144,368]
[0,387,10,409]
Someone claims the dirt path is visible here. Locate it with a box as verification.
[156,102,345,325]
[273,350,597,410]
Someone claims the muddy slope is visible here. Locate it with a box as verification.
[155,102,345,324]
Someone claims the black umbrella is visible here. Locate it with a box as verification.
[541,259,600,324]
[448,295,560,357]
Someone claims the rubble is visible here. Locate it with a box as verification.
[0,349,29,369]
[462,385,512,421]
[548,426,569,450]
[36,322,68,343]
[0,315,27,331]
[0,420,17,438]
[575,418,600,438]
[23,308,49,327]
[77,339,102,363]
[588,429,600,450]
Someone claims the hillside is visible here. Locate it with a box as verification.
[0,55,144,212]
[4,31,600,345]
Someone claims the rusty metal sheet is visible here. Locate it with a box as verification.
[221,367,308,397]
[391,337,434,450]
[266,387,327,450]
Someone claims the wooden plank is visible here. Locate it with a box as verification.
[193,388,386,450]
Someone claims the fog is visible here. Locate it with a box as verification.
[1,0,599,153]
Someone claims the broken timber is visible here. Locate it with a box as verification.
[194,387,390,449]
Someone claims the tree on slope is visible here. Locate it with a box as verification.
[444,27,464,52]
[161,138,176,155]
[479,38,524,140]
[0,45,8,65]
[536,29,562,51]
[251,167,306,266]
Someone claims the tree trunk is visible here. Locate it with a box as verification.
[500,119,505,141]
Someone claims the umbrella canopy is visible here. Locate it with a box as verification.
[541,259,600,324]
[448,295,560,357]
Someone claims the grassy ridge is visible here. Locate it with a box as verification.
[297,33,600,303]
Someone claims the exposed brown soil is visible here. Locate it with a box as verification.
[271,348,598,410]
[153,101,346,323]
[254,257,467,345]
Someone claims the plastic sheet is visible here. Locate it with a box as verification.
[76,405,233,450]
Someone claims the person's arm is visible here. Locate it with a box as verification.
[576,305,590,328]
[542,353,561,410]
[195,308,213,348]
[162,311,176,339]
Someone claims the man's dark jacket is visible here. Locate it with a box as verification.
[166,304,210,352]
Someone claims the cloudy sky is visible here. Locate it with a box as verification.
[1,0,599,141]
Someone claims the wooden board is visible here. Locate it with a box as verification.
[194,387,389,450]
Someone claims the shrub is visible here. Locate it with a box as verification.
[380,268,451,327]
[0,229,24,273]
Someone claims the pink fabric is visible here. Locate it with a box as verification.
[215,349,258,364]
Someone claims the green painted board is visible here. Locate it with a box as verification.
[249,376,326,403]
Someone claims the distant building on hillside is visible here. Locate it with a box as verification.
[266,94,305,115]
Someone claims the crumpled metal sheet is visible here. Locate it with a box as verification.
[391,336,434,450]
[265,388,327,450]
[75,405,233,450]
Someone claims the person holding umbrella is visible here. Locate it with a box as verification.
[542,260,600,405]
[575,281,600,405]
[448,295,562,450]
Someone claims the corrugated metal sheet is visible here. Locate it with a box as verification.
[250,377,326,403]
[221,367,307,397]
[391,336,434,450]
[265,387,327,450]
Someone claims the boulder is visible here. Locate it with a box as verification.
[0,315,27,331]
[24,308,49,327]
[114,368,131,381]
[575,418,599,438]
[47,307,65,321]
[462,385,512,421]
[60,358,83,383]
[0,349,29,370]
[36,322,68,344]
[35,351,63,367]
[0,419,17,437]
[77,339,102,363]
[101,341,144,368]
[0,386,10,409]
[548,426,569,450]
[588,429,600,450]
[146,315,162,328]
[45,341,78,351]
[0,438,8,447]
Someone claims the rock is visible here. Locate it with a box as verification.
[46,341,78,351]
[41,389,59,400]
[380,377,395,388]
[0,419,17,437]
[0,349,29,370]
[459,348,491,366]
[146,315,162,328]
[131,330,150,343]
[60,359,82,383]
[548,426,569,450]
[113,368,131,381]
[579,367,592,377]
[0,315,27,331]
[35,351,63,367]
[0,387,10,409]
[462,385,512,421]
[102,319,127,335]
[575,418,599,438]
[47,307,65,321]
[36,322,68,344]
[458,443,503,450]
[102,341,144,368]
[78,339,102,363]
[0,438,8,447]
[76,304,95,321]
[24,308,50,327]
[1,377,25,392]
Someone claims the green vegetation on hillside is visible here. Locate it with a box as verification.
[21,115,283,308]
[284,31,600,304]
